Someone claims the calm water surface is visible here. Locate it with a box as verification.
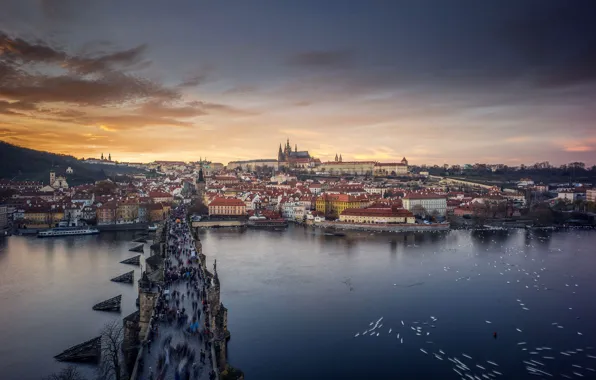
[0,232,142,380]
[1,227,596,379]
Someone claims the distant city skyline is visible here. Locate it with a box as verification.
[1,1,595,165]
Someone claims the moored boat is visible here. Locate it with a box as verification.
[38,227,100,238]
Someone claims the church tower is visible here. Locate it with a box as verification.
[335,153,338,162]
[339,154,343,162]
[108,153,111,161]
[278,144,284,162]
[401,157,408,166]
[195,165,206,201]
[101,153,104,160]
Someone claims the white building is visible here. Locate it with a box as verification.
[364,186,386,197]
[402,194,447,216]
[557,191,584,202]
[281,202,306,222]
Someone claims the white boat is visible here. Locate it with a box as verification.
[38,227,100,238]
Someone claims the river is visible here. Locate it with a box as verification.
[1,227,596,379]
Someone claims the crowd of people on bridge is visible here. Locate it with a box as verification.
[138,205,217,380]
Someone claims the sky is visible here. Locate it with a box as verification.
[0,0,595,166]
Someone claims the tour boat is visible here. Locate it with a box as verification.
[38,227,100,238]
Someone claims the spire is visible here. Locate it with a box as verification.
[108,153,111,161]
[295,144,297,152]
[101,153,104,160]
[198,167,205,183]
[339,154,342,162]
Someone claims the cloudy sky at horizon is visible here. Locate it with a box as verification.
[1,0,595,165]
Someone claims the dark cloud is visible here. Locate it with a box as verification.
[0,100,37,115]
[0,72,178,106]
[68,44,149,74]
[178,74,208,88]
[504,1,596,88]
[286,50,353,67]
[0,31,149,74]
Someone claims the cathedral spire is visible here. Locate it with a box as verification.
[295,144,297,152]
[339,154,342,162]
[335,153,338,162]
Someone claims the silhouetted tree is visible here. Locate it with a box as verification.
[96,320,126,380]
[43,366,86,380]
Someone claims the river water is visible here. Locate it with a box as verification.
[1,227,596,379]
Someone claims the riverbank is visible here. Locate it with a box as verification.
[315,221,450,232]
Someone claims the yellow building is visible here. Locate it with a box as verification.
[117,200,139,222]
[315,194,371,217]
[23,207,64,227]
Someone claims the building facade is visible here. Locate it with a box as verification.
[227,159,279,171]
[373,159,408,176]
[339,207,415,224]
[208,198,247,216]
[402,194,448,216]
[315,194,371,217]
[318,161,376,176]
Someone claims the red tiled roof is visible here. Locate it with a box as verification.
[375,163,406,167]
[208,198,246,207]
[403,193,446,200]
[149,191,172,198]
[341,207,414,217]
[322,161,376,165]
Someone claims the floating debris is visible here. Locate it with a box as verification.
[420,348,428,354]
[462,353,472,359]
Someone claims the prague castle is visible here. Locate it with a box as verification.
[277,139,316,168]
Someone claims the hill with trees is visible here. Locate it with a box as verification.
[0,141,143,186]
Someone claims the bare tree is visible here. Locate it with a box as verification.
[96,320,126,380]
[43,366,87,380]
